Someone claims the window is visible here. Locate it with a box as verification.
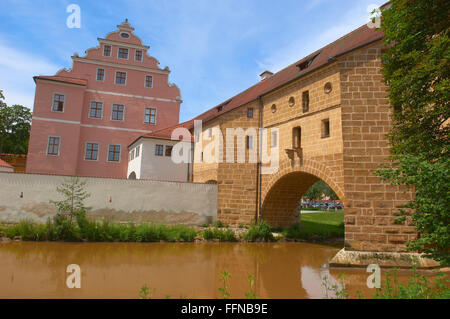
[155,144,164,156]
[145,75,153,88]
[47,136,60,156]
[135,145,140,157]
[111,104,124,121]
[115,71,126,85]
[324,82,332,94]
[246,136,253,149]
[271,131,278,148]
[118,48,128,59]
[89,101,103,119]
[144,108,156,124]
[135,50,143,61]
[289,96,295,107]
[322,119,330,138]
[120,32,130,38]
[165,145,173,157]
[271,104,277,113]
[108,145,121,162]
[85,143,99,161]
[52,94,65,112]
[96,68,105,81]
[292,127,301,149]
[247,108,254,118]
[129,149,135,161]
[103,45,111,56]
[302,91,309,112]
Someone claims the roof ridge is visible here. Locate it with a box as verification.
[190,23,374,122]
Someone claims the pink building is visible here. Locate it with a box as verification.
[26,20,182,178]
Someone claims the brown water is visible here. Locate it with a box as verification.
[0,242,421,299]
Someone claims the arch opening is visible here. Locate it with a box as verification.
[261,171,343,228]
[128,171,137,180]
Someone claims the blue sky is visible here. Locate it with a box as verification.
[0,0,385,122]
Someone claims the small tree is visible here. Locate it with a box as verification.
[50,177,91,225]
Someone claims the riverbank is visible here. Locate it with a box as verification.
[0,212,345,244]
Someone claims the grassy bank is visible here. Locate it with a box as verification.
[0,220,197,242]
[283,212,345,241]
[0,213,344,243]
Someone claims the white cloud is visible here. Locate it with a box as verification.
[0,42,60,110]
[256,1,385,74]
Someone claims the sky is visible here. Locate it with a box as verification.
[0,0,385,122]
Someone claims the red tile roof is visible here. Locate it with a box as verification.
[0,159,13,169]
[131,23,384,147]
[34,76,88,86]
[187,24,384,126]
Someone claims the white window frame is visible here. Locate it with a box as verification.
[84,141,100,161]
[96,68,105,82]
[135,145,140,157]
[135,49,143,62]
[117,47,129,60]
[107,144,122,163]
[144,75,153,88]
[103,44,112,57]
[51,92,65,113]
[115,70,127,85]
[111,103,125,121]
[46,136,61,156]
[144,107,157,125]
[88,100,104,119]
[155,144,164,156]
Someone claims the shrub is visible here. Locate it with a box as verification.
[203,228,237,242]
[244,220,274,242]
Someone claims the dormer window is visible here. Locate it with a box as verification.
[118,48,128,59]
[297,53,319,71]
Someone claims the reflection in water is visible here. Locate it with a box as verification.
[0,242,420,299]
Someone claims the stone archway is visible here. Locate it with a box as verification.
[261,159,344,227]
[128,171,137,180]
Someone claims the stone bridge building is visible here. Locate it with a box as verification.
[178,24,420,259]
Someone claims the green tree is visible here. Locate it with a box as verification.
[375,0,450,265]
[50,177,91,225]
[0,90,32,154]
[304,180,338,201]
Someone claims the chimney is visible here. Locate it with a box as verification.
[259,70,273,81]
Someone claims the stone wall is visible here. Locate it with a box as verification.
[0,172,217,225]
[339,42,416,252]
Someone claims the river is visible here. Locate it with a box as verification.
[0,242,418,299]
